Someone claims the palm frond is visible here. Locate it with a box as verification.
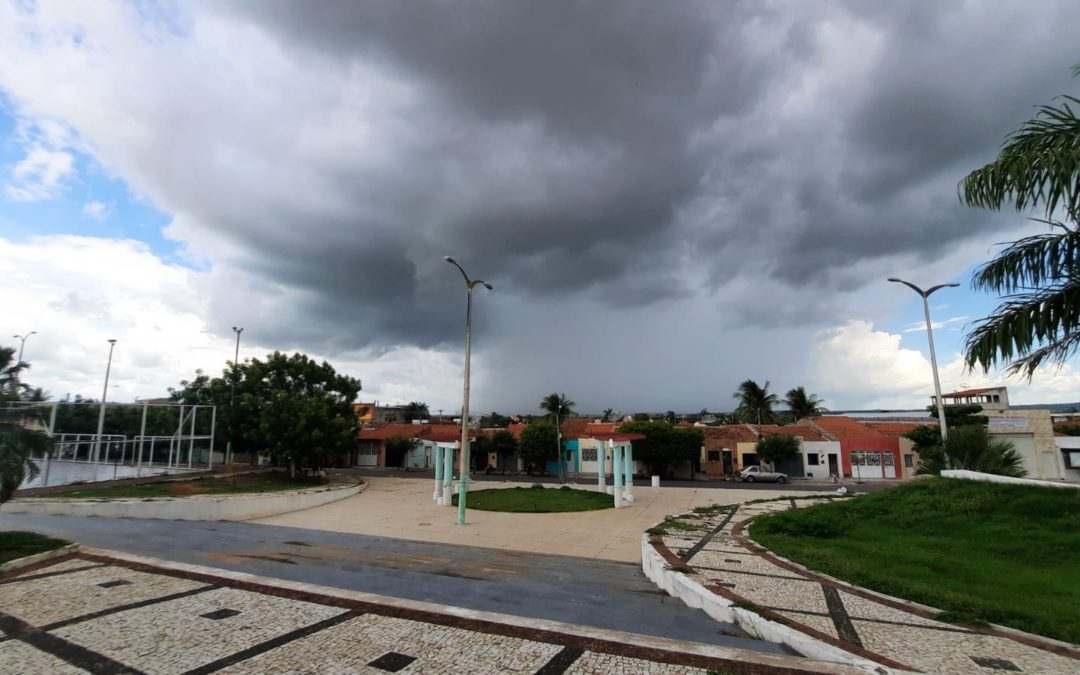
[959,95,1080,219]
[972,221,1080,294]
[963,280,1080,377]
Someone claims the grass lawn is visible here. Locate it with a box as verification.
[0,531,69,564]
[749,478,1080,643]
[452,486,613,512]
[28,472,327,499]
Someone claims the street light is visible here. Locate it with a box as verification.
[93,339,118,463]
[11,331,35,395]
[445,256,492,525]
[888,278,960,442]
[228,327,243,465]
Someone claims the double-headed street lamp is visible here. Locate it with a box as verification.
[445,256,492,525]
[11,331,35,395]
[93,339,118,463]
[888,278,959,441]
[228,326,243,465]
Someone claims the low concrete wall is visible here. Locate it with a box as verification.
[640,523,891,673]
[942,469,1080,489]
[20,459,202,489]
[1,481,365,521]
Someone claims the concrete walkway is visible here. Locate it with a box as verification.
[0,550,856,674]
[255,476,805,562]
[648,497,1080,674]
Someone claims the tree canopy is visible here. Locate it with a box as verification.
[170,351,361,473]
[755,433,801,467]
[784,386,826,420]
[619,420,703,464]
[518,420,557,472]
[733,379,778,424]
[0,346,49,502]
[960,67,1080,377]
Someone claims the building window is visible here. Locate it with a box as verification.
[583,448,597,462]
[707,450,720,462]
[807,454,820,465]
[904,454,914,468]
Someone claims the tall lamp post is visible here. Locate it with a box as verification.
[445,256,492,525]
[888,278,959,442]
[227,326,243,464]
[11,331,35,395]
[93,339,118,463]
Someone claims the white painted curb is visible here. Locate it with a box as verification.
[641,526,903,674]
[942,469,1080,489]
[0,481,365,521]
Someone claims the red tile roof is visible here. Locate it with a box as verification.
[357,423,425,440]
[756,425,825,442]
[810,416,882,439]
[418,425,476,443]
[584,422,620,435]
[863,421,936,437]
[588,432,646,442]
[506,423,528,440]
[701,425,759,445]
[560,418,592,438]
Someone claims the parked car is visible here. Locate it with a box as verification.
[737,465,787,483]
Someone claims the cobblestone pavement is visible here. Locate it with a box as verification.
[0,551,853,675]
[649,497,1080,674]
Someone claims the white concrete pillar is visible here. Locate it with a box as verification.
[442,443,455,506]
[433,445,443,502]
[613,441,623,508]
[624,444,634,503]
[597,439,607,493]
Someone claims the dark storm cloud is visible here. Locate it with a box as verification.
[185,0,1080,350]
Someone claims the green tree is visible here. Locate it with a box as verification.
[404,402,430,422]
[540,393,575,482]
[519,420,557,475]
[784,386,826,420]
[170,351,361,475]
[754,433,800,469]
[733,379,778,424]
[474,429,518,472]
[480,411,512,428]
[602,408,615,422]
[960,67,1080,377]
[903,424,943,452]
[917,426,1027,478]
[632,412,651,421]
[664,410,677,425]
[0,347,50,502]
[383,436,418,468]
[619,420,703,475]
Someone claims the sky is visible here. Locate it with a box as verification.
[3,0,1080,416]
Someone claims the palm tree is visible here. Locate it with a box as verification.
[540,393,576,482]
[959,66,1080,377]
[784,386,826,421]
[602,407,615,422]
[917,425,1026,478]
[404,401,430,422]
[0,346,49,502]
[732,379,778,425]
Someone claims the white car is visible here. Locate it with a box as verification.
[737,465,788,483]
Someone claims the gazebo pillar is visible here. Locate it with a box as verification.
[613,441,624,508]
[624,443,634,503]
[433,445,443,502]
[597,439,607,493]
[442,443,455,506]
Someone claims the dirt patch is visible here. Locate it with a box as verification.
[166,482,203,496]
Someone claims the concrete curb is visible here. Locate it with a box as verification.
[0,480,365,521]
[942,469,1080,489]
[0,543,79,574]
[73,546,866,675]
[640,517,904,674]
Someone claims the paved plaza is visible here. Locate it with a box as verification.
[650,497,1080,674]
[255,475,801,562]
[0,551,850,675]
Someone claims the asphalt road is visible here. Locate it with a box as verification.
[334,467,896,494]
[0,512,794,656]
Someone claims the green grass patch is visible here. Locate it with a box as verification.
[0,531,69,564]
[451,486,613,512]
[748,478,1080,643]
[29,472,327,499]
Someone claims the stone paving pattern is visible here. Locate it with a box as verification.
[0,554,773,674]
[652,497,1080,674]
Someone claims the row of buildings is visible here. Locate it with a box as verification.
[345,387,1080,484]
